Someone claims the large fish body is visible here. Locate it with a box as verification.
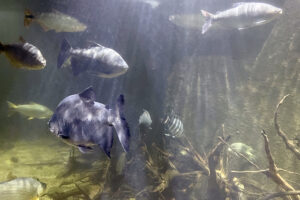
[0,41,46,70]
[0,177,46,200]
[201,2,283,34]
[48,87,130,157]
[24,9,87,32]
[57,39,129,78]
[7,101,53,120]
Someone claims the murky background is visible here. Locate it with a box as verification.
[0,0,300,199]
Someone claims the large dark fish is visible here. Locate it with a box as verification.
[57,39,129,78]
[0,38,46,70]
[48,86,130,157]
[201,2,283,34]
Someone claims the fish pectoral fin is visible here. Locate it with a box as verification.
[39,23,50,32]
[28,117,34,120]
[255,20,267,25]
[86,40,104,48]
[19,36,26,43]
[78,145,93,153]
[238,26,251,30]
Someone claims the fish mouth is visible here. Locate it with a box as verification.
[277,9,283,14]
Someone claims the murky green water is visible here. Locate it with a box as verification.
[0,0,300,199]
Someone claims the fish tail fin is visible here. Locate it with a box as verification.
[57,39,72,69]
[24,9,35,27]
[110,95,130,152]
[201,10,214,34]
[7,101,17,117]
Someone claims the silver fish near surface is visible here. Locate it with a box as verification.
[0,177,46,200]
[7,101,53,120]
[138,109,152,129]
[57,39,129,78]
[0,38,46,70]
[24,9,87,32]
[201,2,283,34]
[48,86,130,157]
[162,111,184,138]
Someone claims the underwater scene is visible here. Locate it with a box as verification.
[0,0,300,199]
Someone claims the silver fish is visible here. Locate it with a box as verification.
[201,2,283,34]
[7,101,53,120]
[24,9,87,32]
[57,39,129,78]
[162,111,184,138]
[228,142,256,161]
[0,177,46,200]
[138,109,152,129]
[0,38,46,70]
[48,86,130,157]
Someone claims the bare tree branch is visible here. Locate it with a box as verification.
[218,137,261,170]
[259,191,300,200]
[274,94,300,160]
[261,130,300,200]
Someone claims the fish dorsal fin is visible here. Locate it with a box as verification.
[19,36,26,43]
[52,9,63,15]
[79,86,95,104]
[232,2,247,7]
[6,172,17,181]
[87,40,105,48]
[29,101,37,105]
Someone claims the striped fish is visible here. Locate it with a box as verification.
[0,178,47,200]
[162,111,184,138]
[201,2,283,34]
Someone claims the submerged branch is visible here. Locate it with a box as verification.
[274,94,300,160]
[261,130,300,200]
[218,137,261,170]
[231,168,300,176]
[259,191,300,200]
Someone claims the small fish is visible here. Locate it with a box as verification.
[138,109,152,129]
[48,86,130,157]
[57,39,129,78]
[0,177,47,200]
[228,142,256,161]
[7,101,53,120]
[0,38,46,70]
[168,14,205,30]
[162,111,184,138]
[201,2,283,34]
[24,9,87,32]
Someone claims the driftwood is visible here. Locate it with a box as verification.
[274,94,300,159]
[92,94,300,200]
